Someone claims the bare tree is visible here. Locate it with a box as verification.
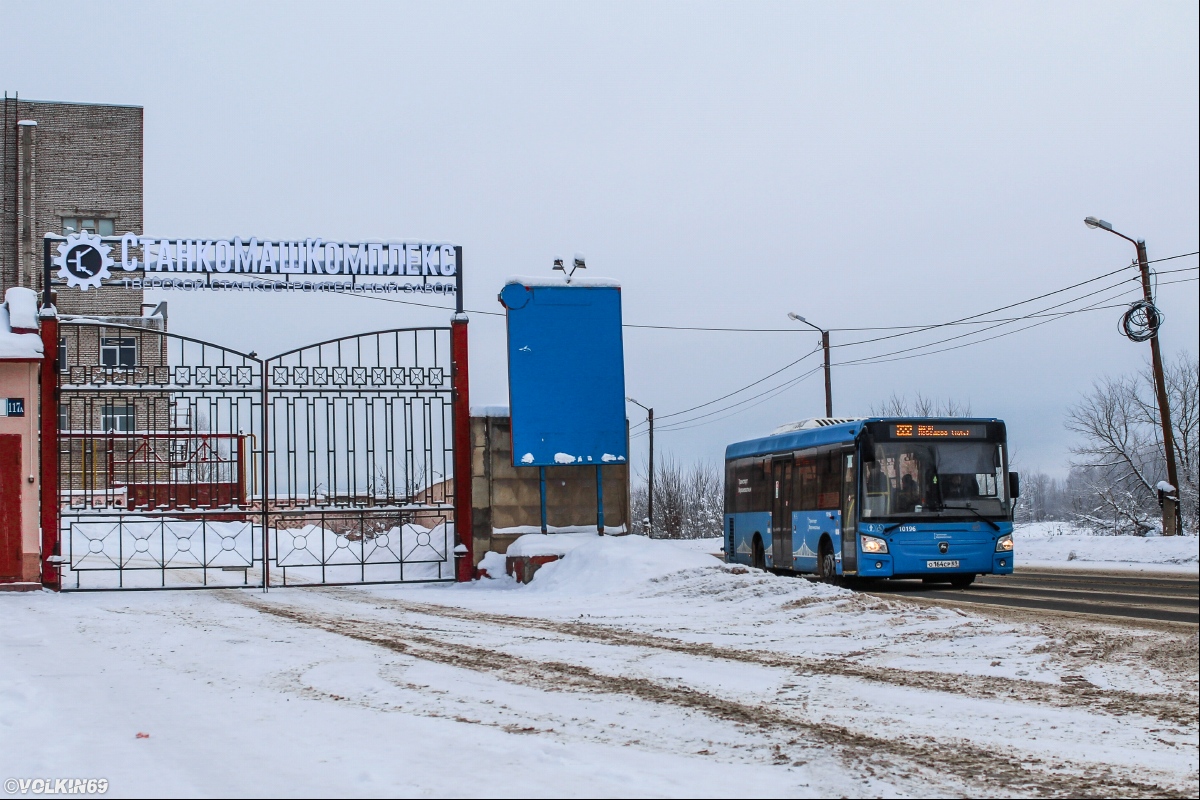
[631,454,724,539]
[1013,470,1073,523]
[1065,352,1198,535]
[871,392,972,417]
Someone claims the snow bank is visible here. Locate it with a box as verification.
[668,537,725,556]
[524,535,724,595]
[1014,522,1198,571]
[477,550,508,576]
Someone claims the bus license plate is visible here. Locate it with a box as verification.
[927,560,960,569]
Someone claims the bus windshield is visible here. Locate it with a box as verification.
[861,440,1007,520]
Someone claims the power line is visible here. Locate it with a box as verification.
[831,271,1149,355]
[634,266,1199,431]
[240,250,1196,333]
[641,275,1196,434]
[649,366,825,434]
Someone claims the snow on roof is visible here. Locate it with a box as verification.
[506,532,601,558]
[503,275,621,288]
[770,418,864,435]
[0,304,43,359]
[4,287,39,331]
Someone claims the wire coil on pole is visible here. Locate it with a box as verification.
[1119,299,1164,342]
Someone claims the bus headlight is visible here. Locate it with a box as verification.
[996,534,1014,552]
[860,535,888,554]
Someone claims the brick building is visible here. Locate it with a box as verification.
[1,97,179,509]
[1,95,144,316]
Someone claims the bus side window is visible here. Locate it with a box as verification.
[725,461,738,514]
[817,451,841,509]
[753,458,771,513]
[794,457,817,510]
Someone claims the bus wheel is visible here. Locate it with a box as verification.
[817,545,838,584]
[950,574,976,589]
[752,536,766,571]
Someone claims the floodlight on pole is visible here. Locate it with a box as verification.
[553,253,586,281]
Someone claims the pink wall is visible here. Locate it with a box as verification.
[0,361,42,581]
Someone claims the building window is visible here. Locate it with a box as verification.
[101,403,135,433]
[62,217,115,236]
[100,337,136,368]
[59,337,69,373]
[59,407,68,431]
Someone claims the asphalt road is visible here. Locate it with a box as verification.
[864,567,1199,625]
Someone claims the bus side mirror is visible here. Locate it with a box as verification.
[859,433,876,463]
[1008,471,1020,499]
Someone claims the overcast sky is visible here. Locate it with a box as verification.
[6,1,1198,478]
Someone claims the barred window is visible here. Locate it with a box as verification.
[101,403,135,433]
[100,337,136,368]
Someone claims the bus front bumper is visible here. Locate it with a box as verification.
[857,550,1013,577]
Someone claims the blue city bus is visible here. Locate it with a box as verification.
[723,418,1018,586]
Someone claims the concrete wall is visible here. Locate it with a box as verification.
[0,360,41,581]
[1,98,144,315]
[471,414,629,565]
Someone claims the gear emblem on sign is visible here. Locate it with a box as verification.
[54,232,114,291]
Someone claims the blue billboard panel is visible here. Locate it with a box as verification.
[500,279,627,468]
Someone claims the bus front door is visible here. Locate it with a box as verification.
[771,458,793,569]
[841,451,858,575]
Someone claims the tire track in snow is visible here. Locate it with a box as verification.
[229,593,1189,799]
[327,590,1200,729]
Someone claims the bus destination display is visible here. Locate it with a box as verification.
[891,423,986,439]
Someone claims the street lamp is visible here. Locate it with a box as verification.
[1084,216,1181,536]
[788,312,832,417]
[626,396,654,537]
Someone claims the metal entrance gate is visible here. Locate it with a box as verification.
[265,329,454,586]
[53,322,456,590]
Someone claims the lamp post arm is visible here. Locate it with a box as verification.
[1103,228,1141,248]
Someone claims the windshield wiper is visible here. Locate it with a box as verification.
[946,502,1001,531]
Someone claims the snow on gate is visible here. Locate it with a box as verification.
[53,322,458,590]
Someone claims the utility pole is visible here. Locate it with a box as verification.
[647,407,654,538]
[1135,239,1181,536]
[820,329,832,418]
[627,398,654,537]
[1085,217,1181,536]
[788,313,832,417]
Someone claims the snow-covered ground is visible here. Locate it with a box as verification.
[668,526,1200,575]
[2,536,1196,797]
[1013,522,1199,573]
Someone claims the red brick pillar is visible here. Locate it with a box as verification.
[38,311,59,590]
[451,314,474,582]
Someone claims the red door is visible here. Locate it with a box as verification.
[0,434,22,581]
